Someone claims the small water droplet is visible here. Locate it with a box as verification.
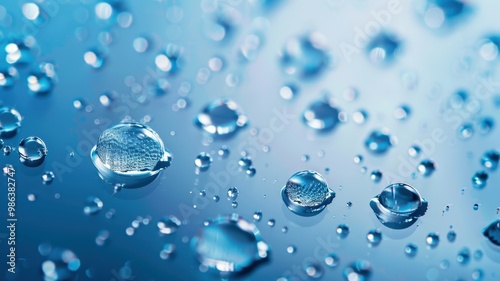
[41,171,55,185]
[160,243,176,260]
[227,187,239,201]
[41,247,80,281]
[212,195,220,202]
[417,159,436,177]
[474,250,483,261]
[426,232,440,248]
[456,247,470,265]
[195,99,248,137]
[0,67,18,89]
[346,201,353,208]
[217,145,230,158]
[458,123,474,140]
[408,145,422,158]
[324,253,340,268]
[280,84,299,100]
[366,32,401,65]
[343,260,372,281]
[238,156,252,168]
[447,230,457,242]
[353,155,363,164]
[286,245,296,254]
[18,136,47,167]
[370,170,382,183]
[473,203,480,211]
[366,229,382,247]
[83,197,103,215]
[195,152,213,171]
[480,150,499,170]
[95,230,110,246]
[208,56,224,72]
[394,105,411,120]
[303,261,323,279]
[336,224,349,239]
[267,219,275,227]
[364,130,393,154]
[133,36,149,53]
[253,211,262,222]
[281,226,288,233]
[155,44,183,75]
[246,167,256,177]
[157,216,181,235]
[352,109,368,125]
[84,48,106,69]
[405,243,418,257]
[302,98,341,131]
[472,170,488,189]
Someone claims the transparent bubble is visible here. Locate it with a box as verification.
[191,214,269,274]
[366,32,401,65]
[155,44,183,75]
[84,48,106,69]
[303,261,323,279]
[480,150,499,170]
[472,170,488,189]
[83,196,103,215]
[482,220,500,247]
[195,152,213,171]
[366,229,382,247]
[279,32,330,78]
[41,247,80,281]
[281,170,335,216]
[343,260,372,281]
[42,171,55,185]
[447,230,457,242]
[371,183,428,229]
[324,253,340,268]
[18,136,47,167]
[426,232,440,248]
[90,122,172,188]
[404,243,418,258]
[195,99,248,137]
[336,224,349,239]
[302,98,341,131]
[370,170,382,183]
[364,130,393,154]
[157,215,181,235]
[417,159,436,177]
[0,66,18,88]
[0,107,22,138]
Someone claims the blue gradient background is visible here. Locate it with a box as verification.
[0,0,500,280]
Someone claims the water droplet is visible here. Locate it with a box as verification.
[191,214,269,274]
[279,32,330,78]
[343,87,358,101]
[217,145,230,158]
[364,130,393,154]
[418,0,469,30]
[195,152,213,171]
[253,211,262,222]
[302,98,340,131]
[84,48,106,69]
[458,123,473,140]
[417,159,436,177]
[477,117,494,134]
[280,84,299,100]
[473,203,480,211]
[394,105,411,120]
[366,32,401,65]
[370,170,382,183]
[5,39,33,65]
[246,167,256,177]
[472,170,488,189]
[42,171,55,185]
[281,170,335,216]
[95,230,110,246]
[267,219,275,227]
[27,63,56,95]
[408,145,422,158]
[343,260,372,281]
[227,187,239,201]
[336,224,349,239]
[0,66,18,89]
[41,248,80,281]
[240,33,263,62]
[238,156,252,168]
[199,190,206,197]
[157,215,181,234]
[286,245,296,254]
[440,259,449,269]
[370,183,428,229]
[0,107,22,138]
[482,220,500,246]
[352,109,368,125]
[160,243,176,260]
[281,226,288,233]
[3,145,11,155]
[354,155,363,164]
[231,201,238,208]
[456,247,470,265]
[18,136,47,167]
[208,56,224,72]
[346,201,353,208]
[212,195,220,202]
[478,36,500,61]
[447,230,457,242]
[83,197,103,215]
[303,261,323,279]
[474,250,483,261]
[480,150,499,170]
[90,122,172,188]
[405,243,418,257]
[472,269,484,281]
[155,44,183,75]
[195,99,248,137]
[366,229,382,247]
[426,232,440,248]
[133,36,149,53]
[324,253,340,268]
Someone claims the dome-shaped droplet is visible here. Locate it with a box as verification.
[447,230,457,242]
[83,196,103,215]
[90,122,172,188]
[458,123,473,140]
[336,224,350,239]
[364,130,393,154]
[0,107,22,138]
[394,105,411,120]
[194,99,248,137]
[195,152,212,171]
[477,117,494,134]
[404,243,418,257]
[253,211,262,222]
[279,32,330,78]
[42,171,55,185]
[41,247,80,281]
[370,170,382,183]
[227,187,239,201]
[343,260,372,281]
[191,214,269,274]
[478,36,500,61]
[5,38,34,65]
[18,136,48,167]
[155,44,183,75]
[84,48,106,69]
[302,98,341,131]
[303,261,323,279]
[480,150,499,170]
[366,32,401,65]
[472,170,488,189]
[417,159,436,177]
[426,232,440,248]
[157,215,181,235]
[366,229,382,247]
[324,253,340,268]
[457,247,470,265]
[408,145,422,158]
[280,84,299,100]
[281,170,335,216]
[370,183,428,229]
[352,109,368,125]
[0,67,18,89]
[482,220,500,247]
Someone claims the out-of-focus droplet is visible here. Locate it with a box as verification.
[95,230,110,246]
[155,44,183,75]
[157,215,181,235]
[366,32,401,65]
[280,84,298,100]
[324,253,340,268]
[133,37,149,53]
[477,117,494,135]
[0,67,18,89]
[456,247,470,265]
[408,145,422,158]
[27,63,56,95]
[83,196,103,215]
[343,87,358,101]
[336,224,349,239]
[458,123,473,140]
[208,56,224,72]
[447,230,457,242]
[286,245,296,254]
[41,248,80,281]
[480,150,499,170]
[405,243,418,257]
[364,129,393,154]
[478,36,500,61]
[426,232,440,248]
[417,0,470,30]
[253,211,262,222]
[343,260,372,281]
[472,170,488,189]
[246,167,256,177]
[195,99,248,137]
[417,159,436,177]
[303,98,341,131]
[394,105,411,120]
[366,229,382,247]
[370,170,382,183]
[213,195,220,202]
[354,155,363,164]
[0,107,22,138]
[352,110,368,125]
[267,219,275,227]
[84,48,106,69]
[303,261,323,279]
[160,243,175,260]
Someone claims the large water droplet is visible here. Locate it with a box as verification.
[370,183,428,229]
[482,220,500,247]
[157,215,181,235]
[41,247,80,281]
[302,98,341,131]
[364,130,393,154]
[366,229,382,247]
[343,260,372,281]
[472,170,488,189]
[480,150,499,170]
[18,136,47,167]
[191,214,269,274]
[0,107,22,138]
[281,170,335,216]
[279,32,330,78]
[194,99,248,137]
[90,122,172,188]
[366,32,401,65]
[83,196,103,215]
[426,232,440,248]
